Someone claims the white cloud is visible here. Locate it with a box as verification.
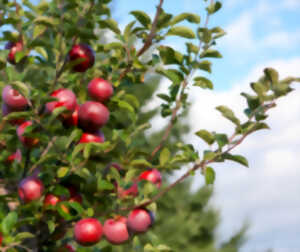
[187,58,300,251]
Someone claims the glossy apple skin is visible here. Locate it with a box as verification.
[68,44,95,72]
[2,85,28,110]
[78,101,109,132]
[2,103,25,125]
[88,78,114,103]
[44,194,61,207]
[5,41,23,65]
[74,218,103,246]
[6,149,22,163]
[127,209,154,233]
[46,89,77,116]
[18,177,44,203]
[103,217,129,245]
[63,105,79,127]
[79,131,105,144]
[17,121,39,148]
[139,169,162,188]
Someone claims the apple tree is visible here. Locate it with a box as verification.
[0,0,299,251]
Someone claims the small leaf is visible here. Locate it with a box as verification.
[130,11,151,28]
[97,179,115,191]
[158,46,183,65]
[195,130,215,145]
[33,24,47,39]
[131,159,152,168]
[167,26,196,39]
[206,1,222,14]
[169,13,201,25]
[35,46,48,60]
[193,77,213,89]
[57,167,69,178]
[10,81,30,98]
[264,68,279,84]
[186,42,199,54]
[34,16,58,26]
[15,232,35,241]
[200,49,222,58]
[98,19,120,34]
[215,133,228,148]
[160,148,170,166]
[14,51,26,63]
[216,105,240,126]
[223,153,249,167]
[205,167,215,185]
[194,60,212,73]
[203,150,217,160]
[156,68,184,84]
[2,212,18,235]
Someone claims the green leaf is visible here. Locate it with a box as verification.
[2,212,18,235]
[156,68,184,84]
[206,1,222,14]
[124,21,136,41]
[130,11,151,28]
[47,220,55,234]
[157,93,171,102]
[57,167,69,178]
[203,150,217,160]
[68,201,84,214]
[35,46,48,60]
[98,19,120,34]
[197,28,212,43]
[195,130,215,145]
[167,26,196,39]
[205,167,215,185]
[15,232,35,241]
[200,49,222,58]
[158,46,184,65]
[118,100,135,113]
[223,153,249,167]
[34,16,58,26]
[160,148,170,166]
[264,67,279,84]
[98,179,115,191]
[66,128,82,148]
[194,60,212,73]
[33,24,47,39]
[131,159,152,168]
[169,13,201,25]
[14,51,26,63]
[186,42,199,54]
[215,133,228,148]
[216,106,240,126]
[193,77,213,89]
[10,81,30,98]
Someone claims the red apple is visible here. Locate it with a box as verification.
[103,217,129,245]
[127,208,154,233]
[0,232,2,246]
[74,218,103,246]
[117,182,138,198]
[44,194,61,207]
[17,121,39,148]
[5,41,23,65]
[88,78,114,103]
[2,103,25,125]
[6,149,22,163]
[139,169,162,188]
[18,177,44,203]
[79,131,105,144]
[2,85,28,110]
[63,105,79,127]
[46,89,77,117]
[68,44,95,72]
[78,101,109,132]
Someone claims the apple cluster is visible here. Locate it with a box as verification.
[2,42,163,248]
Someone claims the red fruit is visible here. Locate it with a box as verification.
[139,169,162,188]
[63,105,79,127]
[6,149,22,163]
[57,244,75,252]
[44,194,61,207]
[2,103,25,125]
[117,182,138,198]
[74,218,103,246]
[78,101,109,132]
[127,209,154,233]
[2,85,28,110]
[68,44,95,72]
[0,232,2,246]
[17,121,39,148]
[79,131,105,144]
[18,177,44,203]
[5,41,23,65]
[46,89,77,116]
[88,78,114,103]
[103,217,129,245]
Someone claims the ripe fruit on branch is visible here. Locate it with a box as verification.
[44,194,61,207]
[127,208,154,233]
[5,41,23,65]
[117,182,138,198]
[63,105,79,127]
[46,89,77,117]
[68,44,95,72]
[79,131,105,144]
[0,232,2,245]
[2,85,28,110]
[17,121,39,148]
[18,177,44,203]
[74,218,103,246]
[139,169,162,188]
[88,78,114,103]
[2,103,25,125]
[103,217,129,245]
[78,101,109,132]
[6,149,22,163]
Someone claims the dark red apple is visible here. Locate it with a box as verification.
[74,218,103,246]
[6,149,22,163]
[44,194,61,207]
[103,217,129,245]
[63,105,79,127]
[78,101,109,132]
[46,89,77,117]
[88,78,114,103]
[68,44,95,72]
[79,131,105,144]
[2,103,25,125]
[17,121,39,148]
[127,208,154,233]
[139,169,162,188]
[5,41,23,65]
[2,85,28,110]
[0,232,2,246]
[18,177,44,203]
